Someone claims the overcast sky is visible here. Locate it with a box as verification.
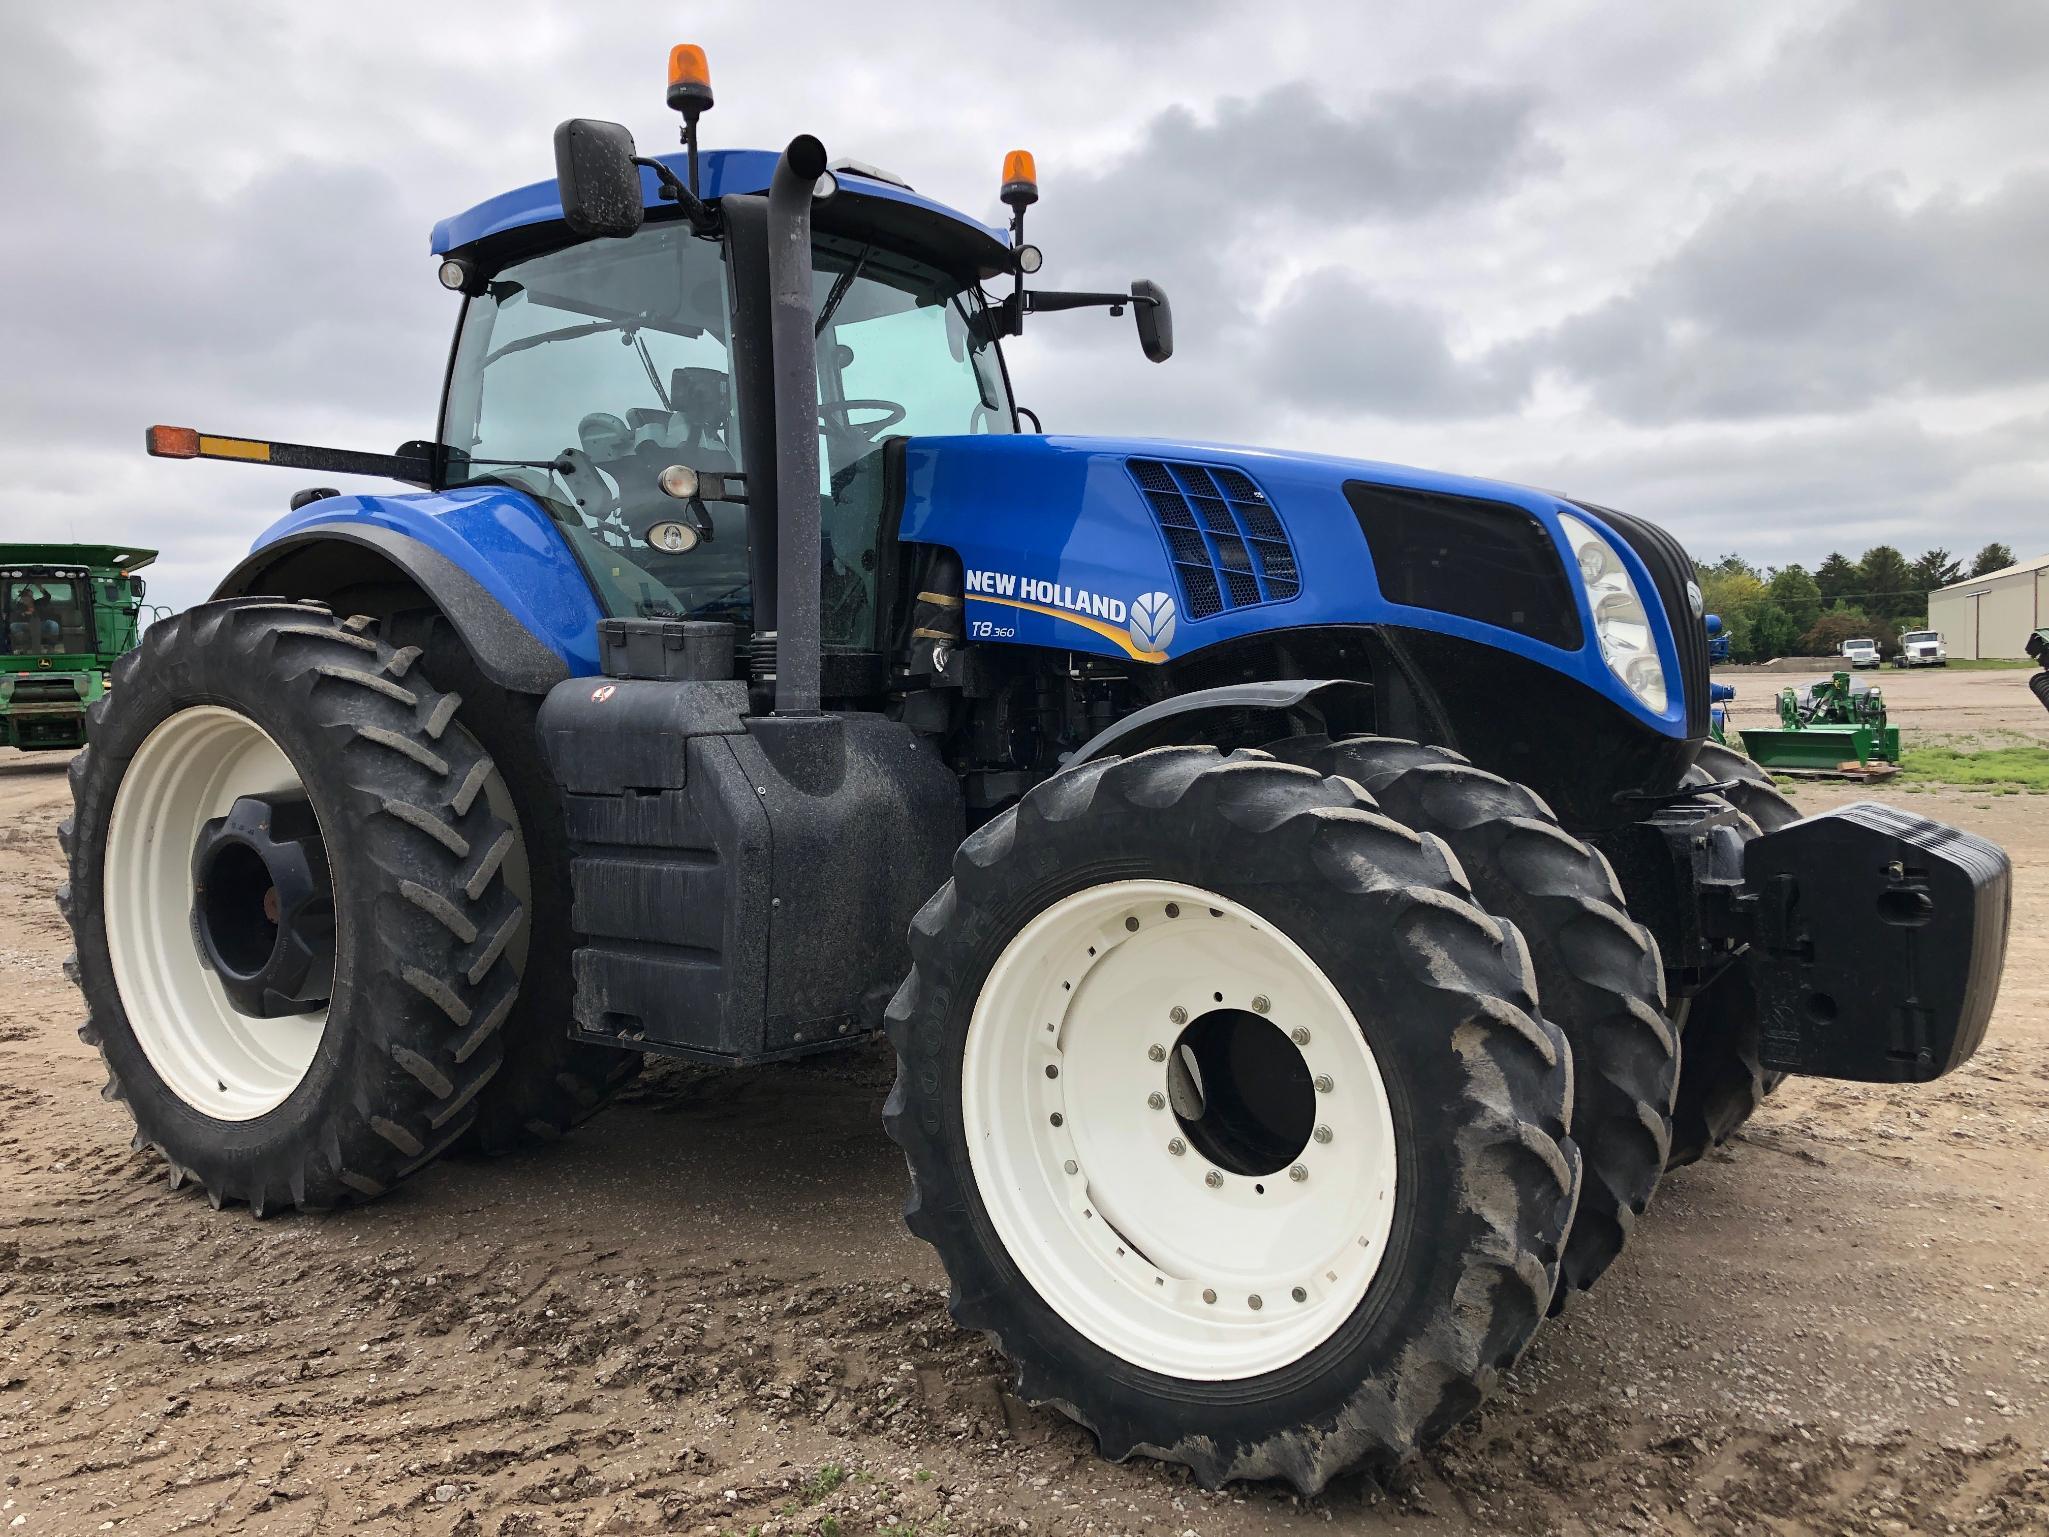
[3,1,2045,615]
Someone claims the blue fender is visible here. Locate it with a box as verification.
[214,486,606,690]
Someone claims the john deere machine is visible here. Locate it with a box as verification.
[62,49,2011,1492]
[1741,671,1902,772]
[2,544,156,751]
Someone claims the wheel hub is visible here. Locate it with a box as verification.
[191,793,335,1017]
[962,879,1400,1381]
[105,706,330,1121]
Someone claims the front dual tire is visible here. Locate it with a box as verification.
[885,748,1581,1492]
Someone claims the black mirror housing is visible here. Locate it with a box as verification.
[553,119,646,239]
[1132,279,1173,363]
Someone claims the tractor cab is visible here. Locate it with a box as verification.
[434,169,1019,647]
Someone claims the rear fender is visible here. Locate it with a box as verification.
[213,487,606,692]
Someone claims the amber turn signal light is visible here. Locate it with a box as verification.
[146,425,200,459]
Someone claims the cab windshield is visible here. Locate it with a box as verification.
[441,218,1012,641]
[6,576,89,657]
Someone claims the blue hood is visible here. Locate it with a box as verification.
[898,434,1690,737]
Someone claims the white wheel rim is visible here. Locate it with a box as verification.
[963,879,1400,1380]
[104,706,328,1120]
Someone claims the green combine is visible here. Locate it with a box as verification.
[1,544,158,752]
[1739,670,1901,773]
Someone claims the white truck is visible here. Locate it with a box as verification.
[1841,637,1882,669]
[1895,629,1947,667]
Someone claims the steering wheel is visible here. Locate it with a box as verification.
[818,399,906,444]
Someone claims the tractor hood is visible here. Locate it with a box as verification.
[898,433,1700,739]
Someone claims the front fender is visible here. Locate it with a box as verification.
[1066,679,1376,767]
[213,486,606,690]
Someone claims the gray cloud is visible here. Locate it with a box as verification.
[1529,173,2049,423]
[1026,80,1554,314]
[1248,269,1527,419]
[1803,0,2049,97]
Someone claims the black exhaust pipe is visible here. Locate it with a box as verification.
[764,134,829,715]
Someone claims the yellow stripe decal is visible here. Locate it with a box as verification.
[197,435,272,462]
[969,595,1167,664]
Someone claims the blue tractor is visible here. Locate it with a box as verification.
[65,49,2010,1492]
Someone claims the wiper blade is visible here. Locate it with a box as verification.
[815,245,873,337]
[483,319,629,366]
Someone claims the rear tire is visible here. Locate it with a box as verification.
[1665,742,1799,1170]
[1269,735,1672,1310]
[885,747,1579,1492]
[59,601,522,1211]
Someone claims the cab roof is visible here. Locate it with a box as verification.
[0,544,157,573]
[432,147,1014,282]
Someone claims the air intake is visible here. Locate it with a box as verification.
[1127,458,1298,621]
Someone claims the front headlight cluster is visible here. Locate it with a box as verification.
[1558,513,1667,713]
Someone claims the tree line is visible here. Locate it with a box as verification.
[1695,541,2016,663]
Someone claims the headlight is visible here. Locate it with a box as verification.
[1559,512,1668,713]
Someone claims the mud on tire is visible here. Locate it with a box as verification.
[1269,735,1673,1310]
[58,599,522,1211]
[884,747,1580,1492]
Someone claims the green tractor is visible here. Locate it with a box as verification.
[1,545,158,752]
[1740,670,1901,773]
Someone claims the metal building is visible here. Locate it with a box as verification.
[1927,554,2049,660]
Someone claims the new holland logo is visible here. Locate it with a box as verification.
[1129,591,1177,652]
[960,568,1180,663]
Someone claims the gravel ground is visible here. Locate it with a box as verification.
[3,665,2046,1536]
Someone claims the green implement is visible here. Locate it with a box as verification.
[1,544,158,752]
[1739,670,1901,772]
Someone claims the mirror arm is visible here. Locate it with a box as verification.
[1023,289,1152,316]
[631,156,715,232]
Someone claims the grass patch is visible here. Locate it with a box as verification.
[801,1464,848,1503]
[1937,658,2039,670]
[1898,745,2049,791]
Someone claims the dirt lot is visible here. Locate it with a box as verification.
[4,667,2047,1536]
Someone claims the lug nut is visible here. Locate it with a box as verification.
[1291,1286,1307,1303]
[1248,1294,1263,1311]
[1148,1043,1166,1062]
[1290,1027,1310,1046]
[1288,1164,1308,1183]
[1313,1125,1333,1145]
[1252,995,1271,1014]
[1063,1159,1078,1175]
[1205,1171,1223,1189]
[1168,1138,1186,1156]
[1202,1288,1217,1304]
[1169,1005,1188,1025]
[1124,916,1140,932]
[1314,1074,1334,1094]
[1147,1091,1166,1111]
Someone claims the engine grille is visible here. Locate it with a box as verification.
[1127,458,1298,620]
[1571,500,1708,738]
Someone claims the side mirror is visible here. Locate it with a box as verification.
[1131,279,1173,363]
[553,119,646,239]
[130,577,146,600]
